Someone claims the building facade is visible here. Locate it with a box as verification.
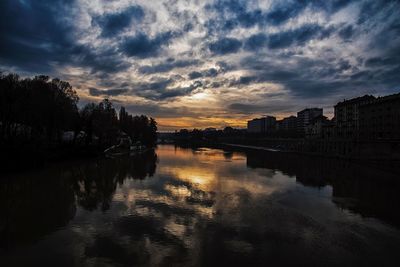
[305,115,335,139]
[297,108,323,136]
[247,116,276,134]
[264,116,276,132]
[359,93,400,140]
[247,118,265,133]
[281,116,297,131]
[334,95,376,139]
[245,92,399,141]
[276,116,298,137]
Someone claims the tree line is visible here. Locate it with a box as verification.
[0,72,157,148]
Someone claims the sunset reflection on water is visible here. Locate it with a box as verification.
[1,145,400,266]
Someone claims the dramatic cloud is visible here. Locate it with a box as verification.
[209,38,242,55]
[266,24,334,49]
[338,25,354,40]
[138,59,200,74]
[0,0,77,72]
[228,102,292,114]
[120,31,177,58]
[95,6,145,37]
[188,68,219,79]
[134,80,203,101]
[1,0,400,130]
[89,88,129,97]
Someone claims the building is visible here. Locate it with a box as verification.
[334,95,376,139]
[247,118,265,133]
[247,116,276,134]
[297,108,323,136]
[280,116,297,132]
[305,115,333,139]
[359,93,400,140]
[276,116,297,137]
[322,118,336,139]
[264,116,276,132]
[276,120,283,131]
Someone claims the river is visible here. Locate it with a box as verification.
[1,145,400,266]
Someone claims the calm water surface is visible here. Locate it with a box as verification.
[1,145,400,266]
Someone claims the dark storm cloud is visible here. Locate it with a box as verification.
[87,78,199,102]
[205,68,218,77]
[265,0,308,26]
[376,66,400,86]
[338,59,352,71]
[365,57,399,67]
[77,47,130,74]
[134,80,203,101]
[338,25,354,40]
[265,0,355,26]
[115,101,198,118]
[120,31,177,58]
[204,0,274,32]
[266,24,334,49]
[362,45,400,86]
[204,0,260,31]
[138,59,200,74]
[357,0,392,25]
[367,15,400,52]
[187,68,219,80]
[95,5,145,37]
[244,33,268,51]
[229,76,258,86]
[209,38,242,54]
[357,53,400,87]
[350,70,373,80]
[0,0,77,72]
[135,79,173,91]
[204,0,355,34]
[228,102,293,114]
[284,79,346,98]
[188,71,203,79]
[88,88,129,97]
[238,46,400,98]
[0,0,130,75]
[237,55,365,98]
[236,23,335,52]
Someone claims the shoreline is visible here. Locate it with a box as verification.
[2,141,399,175]
[205,142,400,175]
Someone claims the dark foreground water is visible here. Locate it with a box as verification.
[1,145,400,266]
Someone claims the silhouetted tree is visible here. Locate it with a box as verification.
[0,72,79,144]
[80,99,119,147]
[80,103,97,145]
[0,72,158,155]
[117,106,157,147]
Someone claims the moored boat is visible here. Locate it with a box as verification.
[104,133,148,157]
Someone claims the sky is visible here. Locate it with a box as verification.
[1,0,400,131]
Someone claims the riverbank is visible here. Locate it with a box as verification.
[218,142,400,174]
[221,143,281,152]
[0,142,159,174]
[217,137,400,159]
[174,139,400,174]
[0,144,105,173]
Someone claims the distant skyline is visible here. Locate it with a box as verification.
[1,0,400,130]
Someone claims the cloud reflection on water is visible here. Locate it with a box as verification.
[1,145,400,266]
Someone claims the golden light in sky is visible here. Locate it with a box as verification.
[2,0,399,130]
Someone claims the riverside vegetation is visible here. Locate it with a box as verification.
[0,72,157,171]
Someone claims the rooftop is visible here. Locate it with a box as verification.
[335,95,376,107]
